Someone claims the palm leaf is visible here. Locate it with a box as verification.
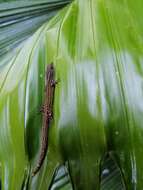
[0,0,71,57]
[0,0,143,189]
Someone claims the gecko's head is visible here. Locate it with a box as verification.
[46,63,54,80]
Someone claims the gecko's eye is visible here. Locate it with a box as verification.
[50,64,54,69]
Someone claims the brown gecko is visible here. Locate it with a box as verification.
[32,63,57,176]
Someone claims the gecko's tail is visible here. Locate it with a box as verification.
[32,126,49,177]
[32,145,48,177]
[32,164,41,177]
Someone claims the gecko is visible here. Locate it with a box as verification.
[32,63,57,176]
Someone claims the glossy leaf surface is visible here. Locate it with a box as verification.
[0,0,143,189]
[0,0,71,58]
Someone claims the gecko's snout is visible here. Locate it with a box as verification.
[46,63,54,79]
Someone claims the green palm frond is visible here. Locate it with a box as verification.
[0,0,143,190]
[50,166,72,190]
[50,155,126,190]
[0,0,71,57]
